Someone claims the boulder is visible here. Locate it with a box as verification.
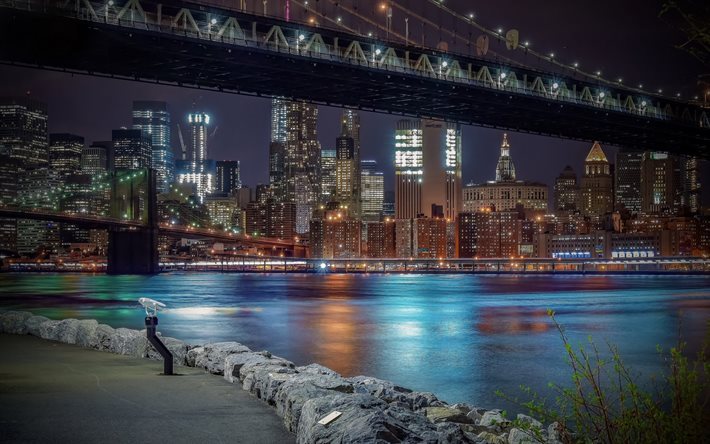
[403,391,446,411]
[275,373,355,432]
[424,406,474,424]
[93,324,116,351]
[480,410,510,429]
[478,431,507,444]
[186,346,203,367]
[238,353,294,384]
[516,414,542,430]
[348,375,413,403]
[194,342,251,375]
[507,428,537,444]
[102,327,148,357]
[0,311,32,334]
[546,422,571,444]
[25,315,50,337]
[296,363,340,377]
[297,394,439,444]
[436,421,472,443]
[466,407,487,424]
[223,351,270,383]
[74,319,100,347]
[145,336,190,366]
[243,366,297,406]
[37,319,62,341]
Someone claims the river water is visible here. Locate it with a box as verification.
[1,273,708,411]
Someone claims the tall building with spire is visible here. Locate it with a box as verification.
[269,99,320,234]
[580,141,613,217]
[495,133,516,182]
[463,134,547,214]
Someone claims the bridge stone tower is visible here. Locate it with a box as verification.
[107,168,159,274]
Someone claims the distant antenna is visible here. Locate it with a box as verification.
[505,29,519,50]
[476,34,489,56]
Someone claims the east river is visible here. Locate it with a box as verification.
[1,273,708,412]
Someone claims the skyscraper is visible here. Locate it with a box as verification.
[341,110,361,217]
[395,119,462,220]
[682,156,701,215]
[641,152,678,214]
[177,112,214,202]
[0,97,48,170]
[615,151,643,213]
[394,119,422,219]
[580,142,613,217]
[495,133,516,182]
[132,101,174,193]
[81,143,108,176]
[335,122,358,214]
[361,160,384,222]
[320,148,337,203]
[49,133,84,177]
[269,99,320,234]
[216,160,241,195]
[554,165,579,213]
[112,129,152,170]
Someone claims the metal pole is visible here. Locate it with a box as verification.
[145,316,173,375]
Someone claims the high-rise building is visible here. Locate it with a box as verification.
[464,134,547,215]
[81,142,108,176]
[309,208,361,258]
[112,129,152,170]
[177,112,213,202]
[335,126,358,214]
[615,151,643,213]
[681,156,701,215]
[580,142,613,217]
[16,169,61,255]
[365,219,395,258]
[49,133,84,177]
[320,149,337,203]
[269,99,320,234]
[340,109,361,217]
[394,119,422,219]
[640,152,678,215]
[457,210,519,258]
[554,165,579,213]
[132,101,174,193]
[0,147,18,252]
[0,97,48,170]
[495,133,516,182]
[413,217,447,258]
[361,160,384,221]
[216,160,241,195]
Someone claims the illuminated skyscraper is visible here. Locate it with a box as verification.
[49,133,84,177]
[216,160,241,195]
[81,143,108,176]
[394,119,461,220]
[640,152,678,214]
[495,133,516,182]
[681,156,700,214]
[580,142,613,217]
[615,151,642,213]
[270,99,320,234]
[177,112,213,202]
[394,120,422,219]
[554,165,579,213]
[132,101,174,193]
[320,149,337,203]
[361,160,384,222]
[0,97,48,170]
[335,122,357,214]
[112,129,152,170]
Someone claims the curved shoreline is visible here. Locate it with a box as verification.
[0,310,564,444]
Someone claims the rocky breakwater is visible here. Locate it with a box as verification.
[1,311,567,444]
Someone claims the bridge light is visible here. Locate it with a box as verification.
[298,33,305,41]
[368,32,373,37]
[657,89,663,93]
[595,71,601,76]
[108,0,113,5]
[573,62,578,68]
[552,82,559,90]
[375,48,381,55]
[210,18,217,25]
[523,41,530,47]
[599,92,606,99]
[676,93,681,97]
[617,78,623,83]
[468,13,474,20]
[497,28,503,34]
[638,84,643,89]
[549,52,554,58]
[640,100,647,107]
[337,16,342,23]
[442,61,448,68]
[499,72,507,79]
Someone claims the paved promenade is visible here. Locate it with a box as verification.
[0,334,295,444]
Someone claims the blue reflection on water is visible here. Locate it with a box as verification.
[1,272,708,412]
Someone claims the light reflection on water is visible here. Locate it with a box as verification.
[1,272,708,412]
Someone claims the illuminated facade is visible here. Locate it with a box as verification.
[457,210,519,258]
[112,129,152,171]
[216,160,241,195]
[495,133,516,182]
[360,160,384,222]
[132,101,173,193]
[640,152,678,215]
[553,165,578,213]
[394,120,422,219]
[81,143,108,175]
[177,112,213,202]
[365,219,395,258]
[0,97,48,170]
[580,141,613,217]
[320,149,337,202]
[615,151,642,213]
[335,126,357,215]
[49,133,84,177]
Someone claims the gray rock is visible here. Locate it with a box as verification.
[436,421,472,443]
[382,404,442,442]
[93,324,116,351]
[275,373,355,432]
[404,391,446,411]
[0,311,32,334]
[425,406,474,424]
[238,353,294,383]
[546,422,570,444]
[185,346,203,367]
[103,327,148,357]
[480,410,510,428]
[74,319,100,347]
[223,351,269,383]
[515,414,542,430]
[296,363,340,377]
[348,375,413,403]
[194,342,251,375]
[297,394,437,444]
[146,336,190,366]
[478,431,507,444]
[25,315,50,337]
[37,319,62,340]
[466,408,487,424]
[507,428,537,444]
[243,366,297,405]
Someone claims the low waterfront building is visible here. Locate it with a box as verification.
[365,220,395,258]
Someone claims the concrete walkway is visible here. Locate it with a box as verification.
[0,334,295,444]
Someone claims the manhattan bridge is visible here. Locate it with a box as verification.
[0,0,707,272]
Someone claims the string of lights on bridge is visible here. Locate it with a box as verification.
[291,0,696,102]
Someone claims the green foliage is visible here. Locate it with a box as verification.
[497,310,710,444]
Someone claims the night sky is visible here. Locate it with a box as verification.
[0,0,707,202]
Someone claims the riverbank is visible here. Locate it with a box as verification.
[0,311,565,444]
